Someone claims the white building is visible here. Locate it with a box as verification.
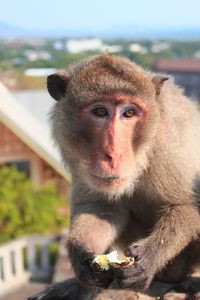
[24,68,57,77]
[66,38,103,53]
[24,50,52,61]
[66,38,123,54]
[129,43,148,54]
[151,42,170,53]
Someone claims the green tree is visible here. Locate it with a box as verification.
[0,167,69,243]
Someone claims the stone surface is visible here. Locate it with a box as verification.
[0,283,47,300]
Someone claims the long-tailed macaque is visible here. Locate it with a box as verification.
[29,54,200,300]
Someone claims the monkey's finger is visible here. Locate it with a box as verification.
[118,275,150,291]
[113,267,134,280]
[113,262,145,280]
[82,268,114,288]
[125,244,143,260]
[190,291,200,300]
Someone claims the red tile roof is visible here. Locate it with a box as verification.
[154,59,200,72]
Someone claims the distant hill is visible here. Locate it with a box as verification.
[0,21,200,39]
[0,21,29,37]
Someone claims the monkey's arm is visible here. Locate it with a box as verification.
[114,203,200,291]
[137,204,200,269]
[67,197,129,288]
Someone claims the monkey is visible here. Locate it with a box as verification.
[28,53,200,300]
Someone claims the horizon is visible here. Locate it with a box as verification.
[1,0,200,34]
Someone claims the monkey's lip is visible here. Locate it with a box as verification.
[91,173,125,183]
[94,175,120,181]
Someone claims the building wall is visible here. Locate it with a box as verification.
[168,72,200,99]
[153,65,200,100]
[0,121,69,195]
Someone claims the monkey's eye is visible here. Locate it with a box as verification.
[123,108,137,118]
[92,107,108,117]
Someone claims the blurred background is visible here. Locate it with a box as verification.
[0,0,200,299]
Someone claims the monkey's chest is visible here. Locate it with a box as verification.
[116,205,156,250]
[128,194,159,227]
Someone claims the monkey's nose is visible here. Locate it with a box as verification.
[105,153,113,162]
[102,151,123,171]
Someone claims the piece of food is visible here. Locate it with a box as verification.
[92,250,134,271]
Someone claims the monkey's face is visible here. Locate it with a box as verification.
[67,94,151,196]
[48,54,168,197]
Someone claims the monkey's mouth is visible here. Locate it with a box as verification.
[86,169,129,188]
[86,171,132,195]
[93,175,120,181]
[90,173,128,186]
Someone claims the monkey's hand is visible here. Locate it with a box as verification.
[68,239,113,288]
[112,244,155,291]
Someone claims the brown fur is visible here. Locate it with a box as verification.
[29,54,200,300]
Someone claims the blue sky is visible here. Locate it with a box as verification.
[0,0,200,30]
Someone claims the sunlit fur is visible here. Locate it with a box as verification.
[45,53,200,300]
[49,54,160,198]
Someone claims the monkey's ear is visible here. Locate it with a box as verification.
[152,76,169,96]
[47,72,69,101]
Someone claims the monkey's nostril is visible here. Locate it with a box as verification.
[101,150,113,162]
[105,154,112,161]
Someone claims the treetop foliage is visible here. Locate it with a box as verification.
[0,167,69,244]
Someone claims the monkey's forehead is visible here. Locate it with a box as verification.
[68,78,154,104]
[66,54,156,102]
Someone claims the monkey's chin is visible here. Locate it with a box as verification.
[86,173,134,198]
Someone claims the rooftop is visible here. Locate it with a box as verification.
[154,59,200,72]
[0,82,70,181]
